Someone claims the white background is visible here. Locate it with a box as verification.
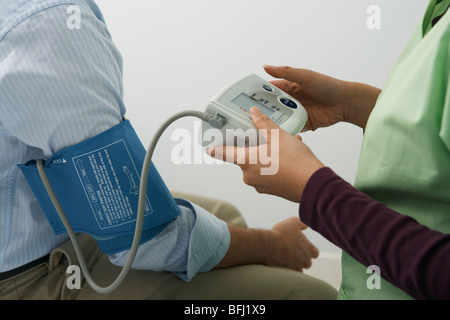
[95,0,429,285]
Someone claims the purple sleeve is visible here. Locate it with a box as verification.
[299,167,450,300]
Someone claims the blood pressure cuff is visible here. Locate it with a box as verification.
[18,120,181,254]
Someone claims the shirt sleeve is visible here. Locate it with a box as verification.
[300,167,450,300]
[0,3,125,157]
[440,64,450,152]
[109,199,230,281]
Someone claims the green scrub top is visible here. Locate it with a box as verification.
[339,0,450,300]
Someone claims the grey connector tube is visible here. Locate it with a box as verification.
[36,110,221,294]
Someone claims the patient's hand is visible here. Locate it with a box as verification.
[268,216,319,272]
[215,216,318,272]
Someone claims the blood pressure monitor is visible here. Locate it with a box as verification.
[201,74,308,147]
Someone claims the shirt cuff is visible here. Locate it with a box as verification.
[174,198,230,281]
[108,198,230,281]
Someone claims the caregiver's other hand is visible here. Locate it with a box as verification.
[264,65,381,130]
[206,107,324,203]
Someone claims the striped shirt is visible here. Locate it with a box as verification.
[0,0,229,280]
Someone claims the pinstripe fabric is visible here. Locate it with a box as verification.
[0,0,229,280]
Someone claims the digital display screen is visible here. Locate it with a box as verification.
[231,93,275,118]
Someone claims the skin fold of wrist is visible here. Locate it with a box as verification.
[343,81,381,129]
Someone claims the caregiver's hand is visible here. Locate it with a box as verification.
[206,107,324,203]
[264,65,381,130]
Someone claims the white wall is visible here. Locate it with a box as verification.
[94,0,429,285]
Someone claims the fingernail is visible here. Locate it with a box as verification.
[205,147,213,156]
[263,65,275,70]
[250,107,262,116]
